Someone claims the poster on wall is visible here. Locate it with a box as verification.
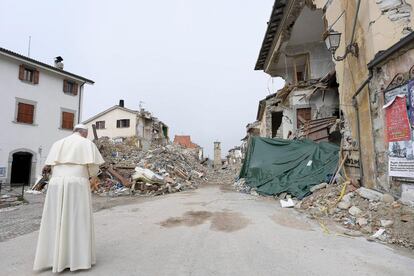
[384,95,411,142]
[384,84,408,104]
[384,88,414,177]
[388,140,414,177]
[407,80,414,125]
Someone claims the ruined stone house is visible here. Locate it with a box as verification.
[255,0,414,204]
[83,100,169,150]
[173,135,204,161]
[227,146,243,165]
[255,2,340,141]
[313,0,414,203]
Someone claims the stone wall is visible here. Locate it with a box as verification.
[369,48,414,195]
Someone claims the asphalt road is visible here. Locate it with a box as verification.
[1,185,413,276]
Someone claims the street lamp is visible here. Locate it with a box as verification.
[323,30,358,61]
[324,30,341,53]
[324,30,359,61]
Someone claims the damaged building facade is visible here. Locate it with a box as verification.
[255,0,414,204]
[83,100,169,150]
[255,1,339,142]
[173,135,204,161]
[314,0,414,203]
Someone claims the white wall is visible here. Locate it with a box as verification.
[84,107,137,140]
[0,54,84,185]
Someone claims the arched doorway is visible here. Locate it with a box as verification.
[10,152,33,186]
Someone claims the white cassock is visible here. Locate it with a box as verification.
[33,132,104,273]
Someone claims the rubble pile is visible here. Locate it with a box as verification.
[0,194,23,209]
[95,137,209,196]
[299,182,414,249]
[95,136,145,167]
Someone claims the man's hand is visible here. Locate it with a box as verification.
[42,165,51,176]
[90,177,100,192]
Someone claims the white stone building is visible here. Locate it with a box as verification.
[83,101,138,140]
[82,100,169,150]
[0,47,94,187]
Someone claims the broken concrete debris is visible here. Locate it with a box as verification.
[234,166,414,249]
[29,136,210,197]
[348,206,362,217]
[310,182,328,193]
[356,187,383,202]
[0,194,24,208]
[298,181,414,249]
[96,137,210,196]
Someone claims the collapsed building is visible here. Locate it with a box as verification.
[226,146,243,165]
[252,0,414,205]
[254,3,339,142]
[173,135,204,161]
[235,1,414,247]
[83,100,169,150]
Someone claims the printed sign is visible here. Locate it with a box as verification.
[384,85,408,104]
[384,95,411,142]
[408,80,414,125]
[388,126,414,178]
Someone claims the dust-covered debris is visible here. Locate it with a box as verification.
[299,182,414,249]
[30,136,212,197]
[94,137,211,196]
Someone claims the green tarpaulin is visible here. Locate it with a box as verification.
[239,137,339,199]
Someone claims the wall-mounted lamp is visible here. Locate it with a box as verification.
[324,30,359,61]
[323,0,361,62]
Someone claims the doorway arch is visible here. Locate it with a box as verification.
[7,148,37,186]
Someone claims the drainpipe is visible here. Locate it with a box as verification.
[350,0,361,48]
[78,82,85,123]
[351,70,373,186]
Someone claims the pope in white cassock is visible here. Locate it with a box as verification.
[33,124,104,273]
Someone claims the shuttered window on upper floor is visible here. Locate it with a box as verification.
[61,111,75,130]
[19,65,39,84]
[17,103,35,124]
[63,80,78,95]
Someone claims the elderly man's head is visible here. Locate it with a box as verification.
[73,124,88,138]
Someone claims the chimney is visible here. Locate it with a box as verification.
[119,99,124,107]
[54,56,64,69]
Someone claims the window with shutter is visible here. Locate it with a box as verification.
[63,80,78,95]
[116,119,130,128]
[33,70,39,84]
[72,83,78,95]
[96,121,105,129]
[18,65,39,84]
[17,103,35,124]
[61,112,75,130]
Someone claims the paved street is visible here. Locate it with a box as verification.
[1,183,413,276]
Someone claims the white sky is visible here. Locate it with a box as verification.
[0,0,284,157]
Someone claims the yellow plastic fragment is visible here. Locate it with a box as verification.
[318,220,330,234]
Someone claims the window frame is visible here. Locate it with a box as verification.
[95,120,106,129]
[23,67,34,82]
[292,53,311,84]
[14,98,37,126]
[19,64,39,85]
[60,108,77,131]
[63,79,78,96]
[116,119,130,128]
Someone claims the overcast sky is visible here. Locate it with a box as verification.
[0,0,284,157]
